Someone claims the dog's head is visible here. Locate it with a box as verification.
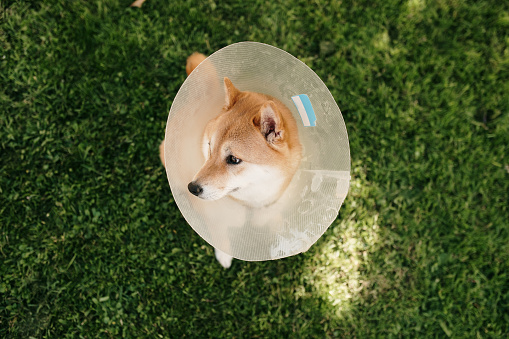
[188,78,301,206]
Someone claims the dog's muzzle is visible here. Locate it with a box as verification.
[188,181,203,196]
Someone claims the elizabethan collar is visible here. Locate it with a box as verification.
[163,42,350,261]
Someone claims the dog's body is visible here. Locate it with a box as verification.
[160,53,302,268]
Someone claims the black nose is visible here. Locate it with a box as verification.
[188,181,203,196]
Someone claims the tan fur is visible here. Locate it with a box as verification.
[192,78,302,207]
[186,52,207,76]
[160,53,206,167]
[160,52,302,267]
[161,53,302,208]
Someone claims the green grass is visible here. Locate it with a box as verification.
[1,0,508,337]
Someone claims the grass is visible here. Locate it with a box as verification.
[1,0,508,337]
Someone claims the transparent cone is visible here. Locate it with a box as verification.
[164,42,350,261]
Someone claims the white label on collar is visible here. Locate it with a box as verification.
[291,94,316,127]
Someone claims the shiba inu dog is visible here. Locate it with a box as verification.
[160,52,302,268]
[188,77,302,208]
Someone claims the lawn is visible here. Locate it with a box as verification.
[1,0,508,337]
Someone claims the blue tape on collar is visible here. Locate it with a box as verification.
[291,94,316,127]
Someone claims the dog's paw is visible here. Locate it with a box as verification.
[214,248,233,269]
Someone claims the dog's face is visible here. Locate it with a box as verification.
[188,78,301,207]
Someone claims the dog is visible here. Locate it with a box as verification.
[160,52,302,268]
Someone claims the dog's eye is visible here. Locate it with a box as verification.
[226,155,242,165]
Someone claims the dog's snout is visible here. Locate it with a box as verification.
[188,181,203,196]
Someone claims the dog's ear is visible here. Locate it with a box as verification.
[224,77,240,109]
[253,101,284,144]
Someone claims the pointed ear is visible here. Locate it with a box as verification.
[224,77,240,109]
[255,101,284,144]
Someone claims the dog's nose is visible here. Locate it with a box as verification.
[188,181,203,196]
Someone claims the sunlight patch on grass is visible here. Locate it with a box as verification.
[373,30,390,50]
[408,0,426,15]
[300,164,381,317]
[497,12,509,27]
